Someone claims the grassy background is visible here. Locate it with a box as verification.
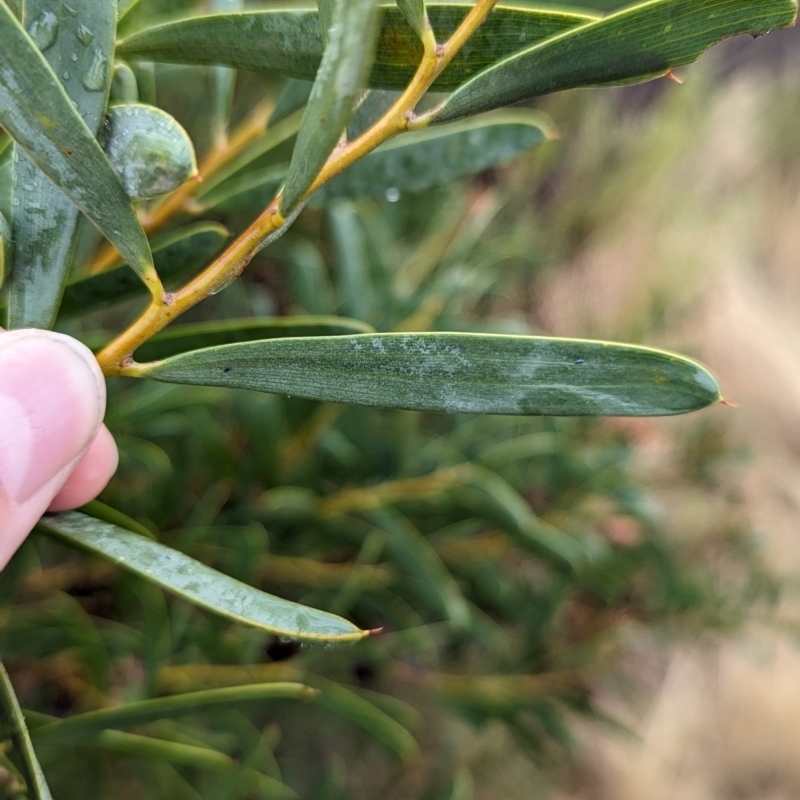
[3,10,800,800]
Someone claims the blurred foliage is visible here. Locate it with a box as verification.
[1,1,791,798]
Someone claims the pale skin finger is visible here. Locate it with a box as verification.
[0,328,118,568]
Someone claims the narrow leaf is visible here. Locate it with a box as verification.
[37,512,368,644]
[88,730,235,772]
[132,333,722,417]
[56,222,228,318]
[117,0,203,37]
[0,3,158,291]
[346,89,401,141]
[135,316,375,362]
[430,0,800,123]
[396,0,428,42]
[210,0,243,146]
[320,111,553,202]
[194,162,287,213]
[110,60,139,104]
[116,5,596,92]
[7,0,115,330]
[104,103,197,199]
[317,0,334,43]
[312,677,419,760]
[370,508,471,629]
[459,465,586,569]
[30,683,317,749]
[329,203,375,322]
[269,79,314,127]
[0,661,53,800]
[81,499,157,540]
[280,0,380,214]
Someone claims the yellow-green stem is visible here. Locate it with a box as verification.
[98,0,499,376]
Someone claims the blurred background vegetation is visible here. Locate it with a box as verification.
[3,4,800,799]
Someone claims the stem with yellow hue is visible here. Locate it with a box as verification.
[97,0,500,376]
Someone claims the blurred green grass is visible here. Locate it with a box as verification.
[4,11,797,799]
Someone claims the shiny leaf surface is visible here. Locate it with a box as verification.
[0,3,156,290]
[320,111,553,201]
[37,512,368,644]
[135,316,375,361]
[7,0,115,329]
[431,0,799,122]
[116,5,597,91]
[103,103,197,199]
[30,683,317,749]
[133,332,722,417]
[55,222,228,318]
[279,0,380,214]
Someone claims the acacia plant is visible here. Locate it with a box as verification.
[0,0,797,797]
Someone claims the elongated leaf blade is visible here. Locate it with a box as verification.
[210,0,243,146]
[135,316,375,361]
[117,0,203,37]
[396,0,428,41]
[0,3,157,289]
[430,0,800,123]
[87,730,235,772]
[8,0,115,330]
[57,222,228,317]
[371,508,471,629]
[104,103,197,199]
[317,0,334,42]
[0,662,53,800]
[280,0,380,214]
[37,512,368,643]
[132,332,721,417]
[30,683,317,749]
[319,111,553,202]
[312,677,418,760]
[116,5,596,91]
[460,465,586,569]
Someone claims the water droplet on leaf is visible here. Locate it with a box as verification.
[385,187,400,203]
[210,277,236,295]
[28,11,59,51]
[83,48,108,92]
[76,24,94,45]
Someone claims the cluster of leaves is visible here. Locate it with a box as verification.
[0,0,796,797]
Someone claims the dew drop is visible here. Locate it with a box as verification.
[76,24,94,45]
[385,187,400,203]
[82,48,108,92]
[62,70,70,81]
[210,277,236,295]
[27,11,59,51]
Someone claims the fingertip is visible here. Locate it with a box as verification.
[48,425,119,513]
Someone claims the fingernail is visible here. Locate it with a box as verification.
[0,331,105,505]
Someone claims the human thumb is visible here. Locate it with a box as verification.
[0,329,106,568]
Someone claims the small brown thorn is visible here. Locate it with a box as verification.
[719,398,738,409]
[367,627,384,637]
[665,70,683,85]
